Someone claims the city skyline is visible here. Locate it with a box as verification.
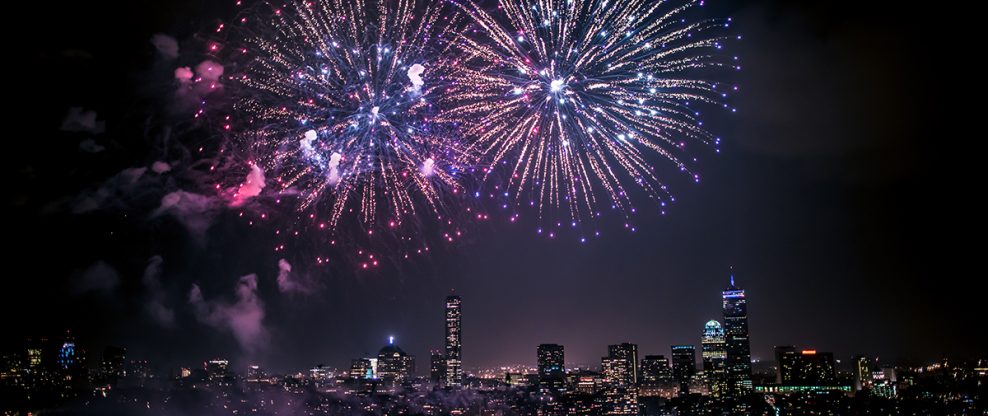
[3,0,984,413]
[4,273,925,376]
[3,269,977,375]
[4,270,985,414]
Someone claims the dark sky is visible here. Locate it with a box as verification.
[2,0,982,374]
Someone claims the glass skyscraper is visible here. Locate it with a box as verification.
[671,344,697,395]
[444,295,462,387]
[722,274,753,398]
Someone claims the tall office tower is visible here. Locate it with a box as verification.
[671,345,697,395]
[640,355,673,383]
[537,344,566,391]
[774,346,838,386]
[602,343,640,415]
[430,349,446,384]
[606,343,639,385]
[853,355,877,391]
[722,274,753,397]
[701,320,728,398]
[444,295,463,386]
[377,338,415,382]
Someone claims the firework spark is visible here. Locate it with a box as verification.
[443,0,737,229]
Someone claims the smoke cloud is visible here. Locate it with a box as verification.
[153,190,219,240]
[276,258,313,295]
[189,274,268,354]
[151,161,171,174]
[407,63,425,93]
[73,261,120,295]
[230,164,265,207]
[150,34,180,60]
[61,107,105,134]
[142,256,175,328]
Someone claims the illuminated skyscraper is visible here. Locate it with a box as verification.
[444,295,462,387]
[602,343,639,415]
[722,274,753,397]
[701,320,728,398]
[537,344,565,391]
[377,337,415,382]
[606,343,638,385]
[671,345,697,395]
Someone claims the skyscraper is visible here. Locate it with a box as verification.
[537,344,565,391]
[701,320,728,398]
[671,345,697,395]
[640,355,673,384]
[602,343,639,415]
[606,343,639,385]
[377,338,415,382]
[444,295,462,387]
[722,274,753,398]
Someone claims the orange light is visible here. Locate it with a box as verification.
[801,350,817,355]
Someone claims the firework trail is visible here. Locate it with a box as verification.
[442,0,737,232]
[219,0,470,239]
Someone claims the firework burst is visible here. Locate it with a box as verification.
[221,0,469,237]
[443,0,737,230]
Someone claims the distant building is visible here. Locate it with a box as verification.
[870,367,897,398]
[606,343,638,386]
[430,349,445,384]
[444,295,462,387]
[100,346,126,386]
[701,320,728,398]
[537,344,565,391]
[602,343,639,415]
[247,364,265,381]
[205,359,230,384]
[722,274,753,398]
[569,370,605,394]
[377,338,415,381]
[505,372,533,388]
[671,345,697,395]
[775,346,837,386]
[128,360,152,380]
[640,355,673,383]
[350,358,375,380]
[309,365,331,383]
[853,355,877,391]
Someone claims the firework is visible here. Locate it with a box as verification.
[221,0,468,236]
[443,0,737,230]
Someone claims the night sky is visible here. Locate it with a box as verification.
[3,0,982,374]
